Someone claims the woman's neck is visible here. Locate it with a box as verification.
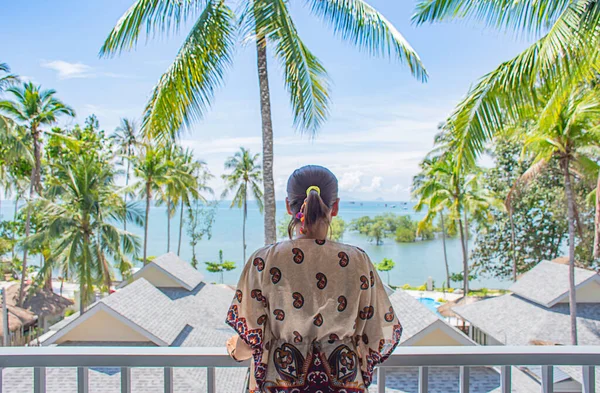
[296,222,329,240]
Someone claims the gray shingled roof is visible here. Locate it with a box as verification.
[509,261,599,307]
[151,252,204,290]
[454,294,600,346]
[4,278,246,392]
[389,290,440,344]
[99,278,189,346]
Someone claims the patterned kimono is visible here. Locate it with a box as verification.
[226,239,402,393]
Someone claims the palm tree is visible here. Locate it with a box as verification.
[100,0,427,245]
[110,118,138,234]
[414,154,494,295]
[131,142,171,265]
[0,82,74,306]
[176,149,212,256]
[26,155,142,314]
[159,144,199,253]
[222,148,263,262]
[412,0,600,170]
[505,83,600,345]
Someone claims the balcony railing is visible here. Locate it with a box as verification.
[0,346,597,393]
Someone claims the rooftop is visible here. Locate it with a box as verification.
[508,260,600,308]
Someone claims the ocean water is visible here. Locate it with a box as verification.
[0,199,511,289]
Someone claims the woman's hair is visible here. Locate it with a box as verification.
[286,165,338,238]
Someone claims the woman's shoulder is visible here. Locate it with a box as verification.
[249,239,370,258]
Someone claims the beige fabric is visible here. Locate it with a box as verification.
[226,239,402,392]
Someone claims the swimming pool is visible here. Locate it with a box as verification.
[418,297,442,316]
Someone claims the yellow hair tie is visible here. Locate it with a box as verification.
[306,186,320,196]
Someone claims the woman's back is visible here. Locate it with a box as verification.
[226,165,401,393]
[226,238,402,392]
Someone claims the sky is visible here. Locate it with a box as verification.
[0,1,533,201]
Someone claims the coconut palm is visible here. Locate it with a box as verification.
[159,144,200,253]
[222,148,263,262]
[175,149,212,256]
[0,82,74,306]
[100,0,427,245]
[110,118,138,233]
[414,153,495,295]
[26,155,142,314]
[412,0,600,169]
[131,142,172,264]
[505,83,600,345]
[412,157,451,290]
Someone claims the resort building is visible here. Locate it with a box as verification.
[454,259,600,393]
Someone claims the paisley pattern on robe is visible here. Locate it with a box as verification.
[226,239,402,393]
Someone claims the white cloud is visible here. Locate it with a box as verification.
[338,171,363,192]
[41,60,130,80]
[361,176,383,192]
[41,60,93,79]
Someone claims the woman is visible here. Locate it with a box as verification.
[226,165,402,393]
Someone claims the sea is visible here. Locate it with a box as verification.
[0,200,511,290]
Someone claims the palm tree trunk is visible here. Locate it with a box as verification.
[593,169,600,258]
[243,183,248,263]
[144,183,151,265]
[177,199,184,256]
[124,160,130,233]
[562,158,578,345]
[79,279,86,315]
[11,195,19,259]
[18,151,37,306]
[440,213,450,290]
[464,210,469,257]
[509,208,518,282]
[458,217,469,296]
[167,197,171,253]
[256,36,276,245]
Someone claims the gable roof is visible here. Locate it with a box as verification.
[454,293,600,346]
[44,278,189,346]
[118,252,204,291]
[388,289,474,346]
[509,260,599,308]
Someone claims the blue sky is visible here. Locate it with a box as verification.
[1,1,532,201]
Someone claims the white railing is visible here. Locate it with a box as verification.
[0,346,597,393]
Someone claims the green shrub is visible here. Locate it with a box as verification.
[401,283,411,290]
[416,285,427,291]
[447,288,454,293]
[437,298,446,303]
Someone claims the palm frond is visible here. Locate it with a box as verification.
[412,0,571,36]
[100,0,203,56]
[253,0,331,133]
[141,0,235,142]
[309,0,427,81]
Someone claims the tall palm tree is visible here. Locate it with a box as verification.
[222,148,263,262]
[110,118,138,234]
[413,157,451,290]
[414,154,494,295]
[0,82,74,306]
[131,142,171,264]
[159,144,199,253]
[505,83,600,345]
[176,149,212,256]
[100,0,428,245]
[27,155,142,314]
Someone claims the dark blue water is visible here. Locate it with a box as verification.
[0,200,510,289]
